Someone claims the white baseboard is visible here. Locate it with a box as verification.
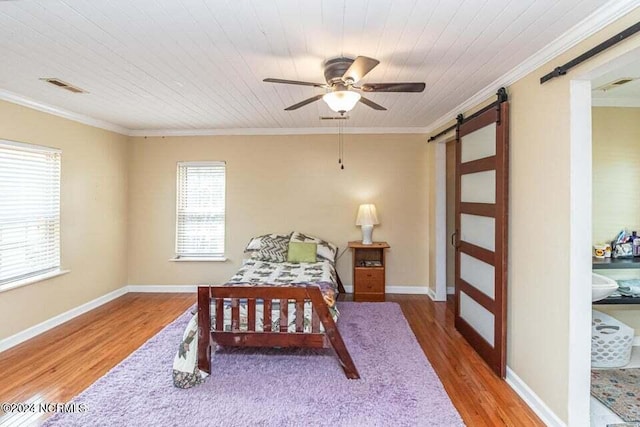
[386,285,430,295]
[427,287,450,302]
[447,286,455,295]
[506,367,566,427]
[0,286,128,353]
[505,343,640,426]
[127,284,197,293]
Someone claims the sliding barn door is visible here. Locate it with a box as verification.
[454,101,509,377]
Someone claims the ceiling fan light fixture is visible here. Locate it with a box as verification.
[323,90,361,113]
[264,55,423,112]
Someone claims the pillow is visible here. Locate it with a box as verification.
[245,232,292,252]
[290,231,337,263]
[287,242,317,263]
[250,235,289,263]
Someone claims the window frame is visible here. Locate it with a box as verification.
[172,161,227,262]
[0,139,66,292]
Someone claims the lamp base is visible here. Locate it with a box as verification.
[361,225,374,245]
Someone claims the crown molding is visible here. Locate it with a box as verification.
[424,0,640,135]
[0,87,428,136]
[592,97,640,107]
[0,88,130,135]
[127,126,430,137]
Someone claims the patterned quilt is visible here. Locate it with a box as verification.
[229,259,338,308]
[172,260,340,389]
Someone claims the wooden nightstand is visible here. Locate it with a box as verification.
[348,241,390,302]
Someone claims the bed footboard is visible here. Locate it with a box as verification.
[197,285,359,379]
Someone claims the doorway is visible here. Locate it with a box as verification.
[582,49,640,426]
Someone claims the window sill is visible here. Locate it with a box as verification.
[0,269,71,293]
[169,257,228,262]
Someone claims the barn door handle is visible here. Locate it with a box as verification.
[451,231,459,248]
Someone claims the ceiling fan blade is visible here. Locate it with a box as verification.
[359,96,387,111]
[342,56,380,84]
[284,94,324,111]
[264,78,327,88]
[360,82,426,92]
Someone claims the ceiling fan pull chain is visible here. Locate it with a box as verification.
[338,121,342,165]
[341,122,345,170]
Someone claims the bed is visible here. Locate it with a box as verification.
[173,232,360,389]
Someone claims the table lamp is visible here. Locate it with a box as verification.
[356,204,379,245]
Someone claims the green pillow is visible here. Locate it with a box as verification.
[287,242,317,263]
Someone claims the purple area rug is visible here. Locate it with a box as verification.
[44,302,463,426]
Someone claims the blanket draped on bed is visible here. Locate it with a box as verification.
[172,312,208,388]
[172,260,339,389]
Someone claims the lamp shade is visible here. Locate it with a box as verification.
[356,204,379,226]
[323,90,361,113]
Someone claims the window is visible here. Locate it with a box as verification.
[0,140,61,288]
[175,161,226,259]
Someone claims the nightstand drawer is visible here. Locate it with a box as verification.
[354,268,384,293]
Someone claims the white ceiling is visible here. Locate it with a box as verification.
[0,0,633,133]
[592,59,640,107]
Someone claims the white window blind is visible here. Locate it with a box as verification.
[0,140,61,286]
[176,161,226,258]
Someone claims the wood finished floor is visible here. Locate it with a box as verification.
[0,293,542,426]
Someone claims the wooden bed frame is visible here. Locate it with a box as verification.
[197,276,359,379]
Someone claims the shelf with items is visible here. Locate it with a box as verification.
[592,256,640,304]
[594,296,640,305]
[592,256,640,270]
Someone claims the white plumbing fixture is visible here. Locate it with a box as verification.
[592,272,618,302]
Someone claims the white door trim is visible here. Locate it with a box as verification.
[568,78,593,427]
[566,44,640,426]
[434,141,448,301]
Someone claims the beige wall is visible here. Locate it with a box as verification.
[0,106,430,339]
[592,107,640,244]
[127,134,429,289]
[0,100,129,340]
[592,107,640,336]
[506,61,574,422]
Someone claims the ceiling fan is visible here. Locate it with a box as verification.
[263,56,425,115]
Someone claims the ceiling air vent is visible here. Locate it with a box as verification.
[40,78,88,94]
[596,77,637,92]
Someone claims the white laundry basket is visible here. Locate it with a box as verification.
[592,310,635,368]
